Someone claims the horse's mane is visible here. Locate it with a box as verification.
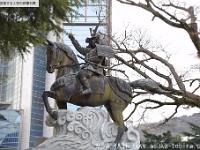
[55,42,79,64]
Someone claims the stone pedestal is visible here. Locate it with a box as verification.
[31,107,140,150]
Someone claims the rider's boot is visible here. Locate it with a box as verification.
[80,77,92,95]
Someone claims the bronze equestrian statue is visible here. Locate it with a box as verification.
[42,31,167,148]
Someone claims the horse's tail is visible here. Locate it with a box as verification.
[129,78,171,94]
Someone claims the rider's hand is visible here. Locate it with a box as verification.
[68,33,74,40]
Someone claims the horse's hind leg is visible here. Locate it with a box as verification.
[112,112,125,146]
[105,104,127,131]
[42,91,58,119]
[105,102,128,148]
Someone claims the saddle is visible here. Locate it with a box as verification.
[107,76,133,104]
[51,73,105,96]
[88,75,133,104]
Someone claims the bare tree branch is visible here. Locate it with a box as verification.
[101,8,200,122]
[159,105,180,126]
[116,0,200,56]
[136,47,186,91]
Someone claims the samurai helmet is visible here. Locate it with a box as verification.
[85,28,105,45]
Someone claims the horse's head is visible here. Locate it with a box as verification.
[44,40,80,74]
[45,40,64,73]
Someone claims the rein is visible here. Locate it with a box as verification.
[77,55,125,74]
[53,63,84,69]
[53,55,125,74]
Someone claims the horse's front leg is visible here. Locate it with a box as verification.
[42,91,58,120]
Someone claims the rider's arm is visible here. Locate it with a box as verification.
[68,33,90,56]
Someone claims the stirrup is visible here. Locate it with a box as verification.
[81,88,92,95]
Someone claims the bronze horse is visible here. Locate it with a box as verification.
[42,40,134,147]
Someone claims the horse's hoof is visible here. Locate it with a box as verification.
[52,110,58,120]
[125,126,128,132]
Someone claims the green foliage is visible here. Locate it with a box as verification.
[141,126,200,150]
[182,123,200,144]
[141,130,182,149]
[142,130,182,144]
[0,0,95,58]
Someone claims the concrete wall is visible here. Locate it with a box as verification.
[20,47,34,150]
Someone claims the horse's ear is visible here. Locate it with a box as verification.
[46,39,54,46]
[43,40,48,45]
